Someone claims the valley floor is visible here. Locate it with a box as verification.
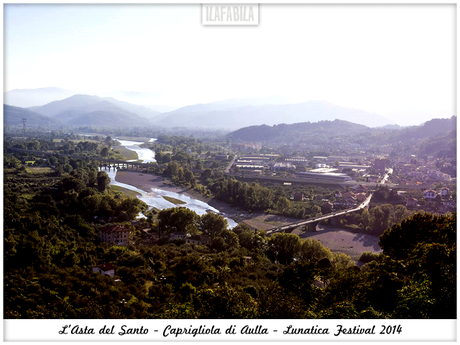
[115,170,382,263]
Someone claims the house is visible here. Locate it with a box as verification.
[423,190,437,200]
[185,235,211,245]
[342,192,357,203]
[170,232,187,240]
[214,154,229,160]
[356,193,367,203]
[406,197,418,209]
[440,188,451,198]
[92,263,116,277]
[353,184,369,193]
[99,224,130,245]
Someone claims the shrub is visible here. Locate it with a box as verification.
[358,251,379,263]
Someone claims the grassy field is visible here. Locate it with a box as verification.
[111,185,141,198]
[26,167,54,174]
[162,196,187,205]
[113,146,139,161]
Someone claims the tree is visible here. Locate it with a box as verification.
[100,147,110,157]
[298,238,332,262]
[198,213,228,240]
[278,261,320,306]
[97,171,110,192]
[157,207,199,237]
[276,197,290,214]
[267,233,301,265]
[379,212,455,260]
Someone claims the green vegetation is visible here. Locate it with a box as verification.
[111,185,141,198]
[3,134,456,320]
[113,146,139,161]
[162,196,186,205]
[25,167,54,174]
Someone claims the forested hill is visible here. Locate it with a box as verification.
[4,104,61,128]
[229,116,457,146]
[395,116,457,141]
[230,119,370,143]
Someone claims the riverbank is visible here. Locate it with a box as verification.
[114,170,382,263]
[293,224,382,263]
[115,170,247,219]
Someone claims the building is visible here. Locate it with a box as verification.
[440,188,451,198]
[170,232,187,240]
[185,235,211,245]
[374,158,391,174]
[423,190,438,200]
[214,154,229,160]
[338,164,371,172]
[356,193,367,202]
[99,224,130,245]
[297,171,352,182]
[286,157,308,165]
[92,263,116,277]
[273,162,296,172]
[353,184,369,193]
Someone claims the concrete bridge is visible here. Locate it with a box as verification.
[9,148,158,170]
[266,194,372,235]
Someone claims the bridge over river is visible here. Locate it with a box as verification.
[9,148,156,170]
[266,194,373,235]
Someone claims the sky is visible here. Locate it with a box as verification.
[3,4,456,125]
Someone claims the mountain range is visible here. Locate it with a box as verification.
[3,88,453,131]
[152,100,392,129]
[4,87,175,113]
[3,104,61,128]
[229,116,457,147]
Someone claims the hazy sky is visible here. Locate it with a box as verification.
[4,4,456,125]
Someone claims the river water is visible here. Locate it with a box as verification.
[104,139,238,228]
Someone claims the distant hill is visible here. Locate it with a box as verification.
[230,119,370,143]
[65,110,144,127]
[31,94,155,127]
[4,87,77,108]
[396,116,457,141]
[101,97,161,119]
[154,100,392,129]
[3,104,61,128]
[5,87,174,114]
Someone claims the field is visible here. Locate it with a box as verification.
[162,196,187,205]
[110,185,141,198]
[295,224,382,263]
[112,146,139,161]
[242,214,382,263]
[25,167,54,174]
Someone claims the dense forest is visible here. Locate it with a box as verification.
[4,150,456,319]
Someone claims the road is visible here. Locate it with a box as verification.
[266,168,393,235]
[266,193,373,235]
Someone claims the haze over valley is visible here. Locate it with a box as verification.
[3,87,453,132]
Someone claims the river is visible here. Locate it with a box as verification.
[104,139,238,228]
